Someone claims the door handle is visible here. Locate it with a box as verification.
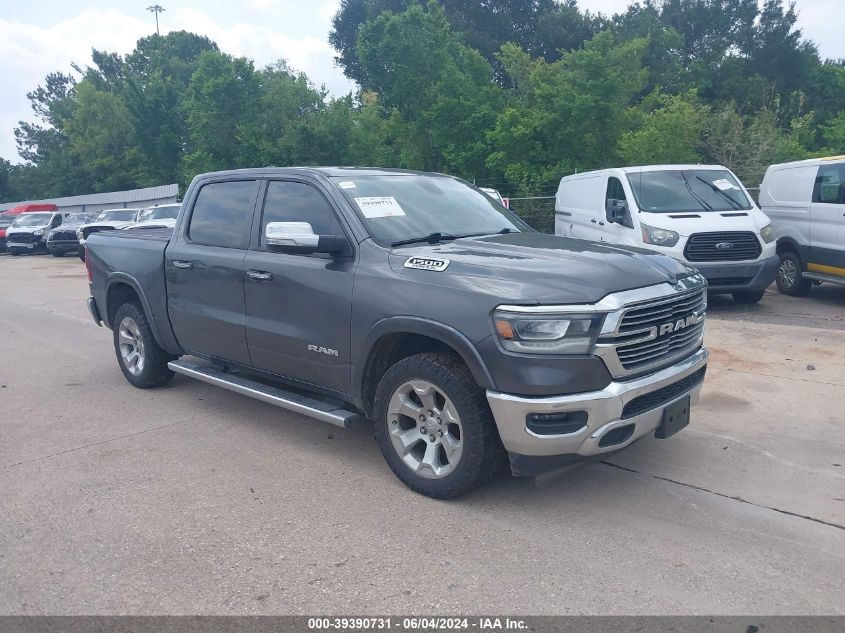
[590,218,597,223]
[247,270,273,282]
[598,221,605,226]
[172,260,193,269]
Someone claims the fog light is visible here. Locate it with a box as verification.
[526,411,588,435]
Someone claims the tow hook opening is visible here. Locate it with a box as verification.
[598,423,635,448]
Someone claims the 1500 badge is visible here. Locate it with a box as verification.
[403,257,450,271]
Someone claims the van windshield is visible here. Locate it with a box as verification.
[11,213,52,227]
[95,210,137,222]
[627,169,752,213]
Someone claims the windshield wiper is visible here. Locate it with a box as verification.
[390,232,461,247]
[695,176,743,210]
[681,173,713,211]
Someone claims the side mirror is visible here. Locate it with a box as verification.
[265,221,347,255]
[605,199,628,224]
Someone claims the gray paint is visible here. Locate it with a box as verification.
[87,167,700,407]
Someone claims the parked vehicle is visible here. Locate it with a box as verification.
[125,203,181,231]
[0,213,14,252]
[46,212,98,257]
[2,202,59,216]
[480,187,509,208]
[759,156,845,295]
[86,167,709,498]
[555,165,779,304]
[6,211,70,255]
[77,208,142,260]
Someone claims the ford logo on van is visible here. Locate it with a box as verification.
[715,242,734,250]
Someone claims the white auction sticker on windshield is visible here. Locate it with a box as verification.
[355,196,406,218]
[711,178,738,191]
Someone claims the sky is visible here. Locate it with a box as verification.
[1,0,844,163]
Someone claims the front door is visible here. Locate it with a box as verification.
[166,179,259,366]
[599,176,636,245]
[809,163,845,277]
[244,179,355,396]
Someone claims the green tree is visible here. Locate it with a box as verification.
[618,91,705,165]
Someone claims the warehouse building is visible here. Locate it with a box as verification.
[0,184,179,214]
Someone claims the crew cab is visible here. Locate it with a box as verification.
[556,165,778,303]
[85,168,709,498]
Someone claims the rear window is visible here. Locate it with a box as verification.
[188,181,257,248]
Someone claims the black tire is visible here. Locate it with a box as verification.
[373,352,504,499]
[112,302,176,388]
[50,250,64,257]
[9,249,20,256]
[776,251,812,296]
[732,289,766,304]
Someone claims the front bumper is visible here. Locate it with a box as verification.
[695,255,779,293]
[487,347,708,470]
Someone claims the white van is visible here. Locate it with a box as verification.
[758,156,845,296]
[555,165,778,303]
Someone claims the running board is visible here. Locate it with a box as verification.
[168,359,360,428]
[803,272,845,286]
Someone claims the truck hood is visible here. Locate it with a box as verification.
[388,232,697,305]
[6,226,47,236]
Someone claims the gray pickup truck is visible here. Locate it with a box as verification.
[85,167,709,498]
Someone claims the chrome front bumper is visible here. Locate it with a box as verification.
[487,347,708,457]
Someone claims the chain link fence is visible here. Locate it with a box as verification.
[508,196,556,233]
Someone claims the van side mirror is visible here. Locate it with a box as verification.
[265,221,348,255]
[605,199,629,224]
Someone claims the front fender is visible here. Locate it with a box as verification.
[353,316,496,409]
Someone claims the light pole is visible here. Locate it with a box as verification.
[147,4,165,36]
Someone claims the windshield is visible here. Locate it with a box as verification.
[66,213,97,224]
[138,205,180,221]
[11,213,52,227]
[331,175,530,246]
[627,169,752,213]
[95,209,137,222]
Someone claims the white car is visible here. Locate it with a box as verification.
[480,187,508,208]
[77,208,142,259]
[124,203,181,231]
[759,155,845,295]
[555,164,778,303]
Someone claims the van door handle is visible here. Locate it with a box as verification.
[172,260,193,269]
[590,218,597,223]
[247,270,273,282]
[598,221,605,226]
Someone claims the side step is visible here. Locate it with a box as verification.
[168,359,360,428]
[803,272,845,286]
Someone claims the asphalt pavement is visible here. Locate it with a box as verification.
[0,253,842,614]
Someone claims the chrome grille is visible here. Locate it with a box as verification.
[683,231,761,262]
[599,289,706,376]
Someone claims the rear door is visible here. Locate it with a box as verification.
[243,179,355,395]
[810,163,845,276]
[166,179,259,366]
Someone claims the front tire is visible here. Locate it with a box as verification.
[776,251,812,296]
[732,289,766,304]
[373,352,503,499]
[112,302,175,388]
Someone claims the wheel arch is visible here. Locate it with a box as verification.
[105,274,174,353]
[354,317,495,417]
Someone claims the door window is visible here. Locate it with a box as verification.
[606,177,627,207]
[813,164,845,204]
[187,180,258,248]
[260,181,345,248]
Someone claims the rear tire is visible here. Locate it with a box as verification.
[373,352,504,499]
[9,249,20,256]
[112,302,176,388]
[776,251,811,296]
[732,289,765,304]
[50,250,64,257]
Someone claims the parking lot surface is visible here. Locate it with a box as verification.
[0,254,843,614]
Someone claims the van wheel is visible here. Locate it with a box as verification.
[373,352,504,499]
[112,302,176,388]
[732,290,765,304]
[776,252,812,296]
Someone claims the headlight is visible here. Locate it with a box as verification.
[760,224,775,243]
[76,228,84,238]
[641,223,679,247]
[493,311,603,355]
[33,229,45,236]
